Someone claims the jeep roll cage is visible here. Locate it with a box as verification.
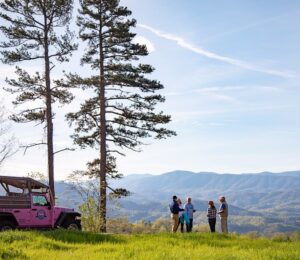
[0,176,49,193]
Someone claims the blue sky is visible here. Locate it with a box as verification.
[1,0,300,179]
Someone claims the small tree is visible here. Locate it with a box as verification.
[68,170,126,232]
[0,102,16,167]
[0,0,77,200]
[67,0,176,232]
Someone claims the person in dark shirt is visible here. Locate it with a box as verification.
[169,195,184,232]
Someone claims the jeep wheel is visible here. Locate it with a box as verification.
[63,220,81,230]
[0,221,16,231]
[67,223,80,230]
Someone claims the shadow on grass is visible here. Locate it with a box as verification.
[37,230,126,245]
[0,248,29,260]
[143,232,238,248]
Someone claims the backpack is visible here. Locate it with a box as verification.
[169,203,175,214]
[183,212,190,224]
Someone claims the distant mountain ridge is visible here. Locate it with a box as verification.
[112,170,300,200]
[53,170,300,234]
[108,170,300,233]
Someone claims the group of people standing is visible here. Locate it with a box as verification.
[169,195,229,233]
[169,196,196,232]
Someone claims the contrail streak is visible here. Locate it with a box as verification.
[138,24,297,79]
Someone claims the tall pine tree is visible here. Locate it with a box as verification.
[67,0,176,232]
[0,0,77,200]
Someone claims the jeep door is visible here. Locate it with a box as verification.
[30,194,52,227]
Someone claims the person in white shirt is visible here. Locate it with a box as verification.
[184,197,196,232]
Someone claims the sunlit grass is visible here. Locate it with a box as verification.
[0,230,299,259]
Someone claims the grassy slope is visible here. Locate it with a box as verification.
[0,230,299,260]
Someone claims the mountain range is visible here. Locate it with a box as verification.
[55,170,300,234]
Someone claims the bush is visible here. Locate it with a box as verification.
[79,197,102,232]
[107,218,133,234]
[245,231,260,239]
[193,224,210,233]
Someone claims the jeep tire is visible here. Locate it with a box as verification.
[63,219,81,230]
[0,220,16,231]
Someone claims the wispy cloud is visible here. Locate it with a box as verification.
[193,85,281,93]
[172,104,291,123]
[138,24,297,79]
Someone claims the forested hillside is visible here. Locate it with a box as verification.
[50,170,300,234]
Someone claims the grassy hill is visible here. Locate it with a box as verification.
[0,230,299,259]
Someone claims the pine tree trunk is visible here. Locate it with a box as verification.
[99,10,107,233]
[44,15,55,203]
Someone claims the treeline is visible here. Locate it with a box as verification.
[0,0,175,232]
[81,214,300,242]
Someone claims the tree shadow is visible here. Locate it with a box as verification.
[37,230,126,245]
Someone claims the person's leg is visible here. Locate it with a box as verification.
[224,218,228,233]
[171,214,175,232]
[220,218,224,233]
[179,216,184,232]
[180,222,184,233]
[186,222,190,232]
[172,214,179,233]
[189,219,193,232]
[212,218,216,232]
[221,218,228,233]
[208,219,213,232]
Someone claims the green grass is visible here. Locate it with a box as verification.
[0,230,299,259]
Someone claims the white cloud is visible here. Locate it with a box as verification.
[132,35,155,53]
[138,24,298,79]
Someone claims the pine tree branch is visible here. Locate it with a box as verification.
[21,142,47,155]
[107,149,125,156]
[53,147,75,155]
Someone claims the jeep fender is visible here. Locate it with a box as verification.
[55,212,81,227]
[0,212,19,226]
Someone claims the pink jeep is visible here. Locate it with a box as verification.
[0,176,81,231]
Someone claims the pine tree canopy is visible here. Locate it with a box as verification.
[0,0,78,199]
[67,0,176,157]
[0,0,77,124]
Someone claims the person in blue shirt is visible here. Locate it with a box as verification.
[184,197,196,232]
[218,196,229,233]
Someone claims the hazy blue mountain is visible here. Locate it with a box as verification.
[54,170,300,234]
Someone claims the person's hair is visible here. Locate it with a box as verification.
[173,195,177,200]
[177,198,182,204]
[219,196,225,202]
[208,200,215,209]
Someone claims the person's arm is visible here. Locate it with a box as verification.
[192,204,196,212]
[218,204,225,214]
[174,202,184,212]
[206,208,210,217]
[184,204,188,212]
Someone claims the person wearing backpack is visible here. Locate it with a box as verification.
[169,195,184,233]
